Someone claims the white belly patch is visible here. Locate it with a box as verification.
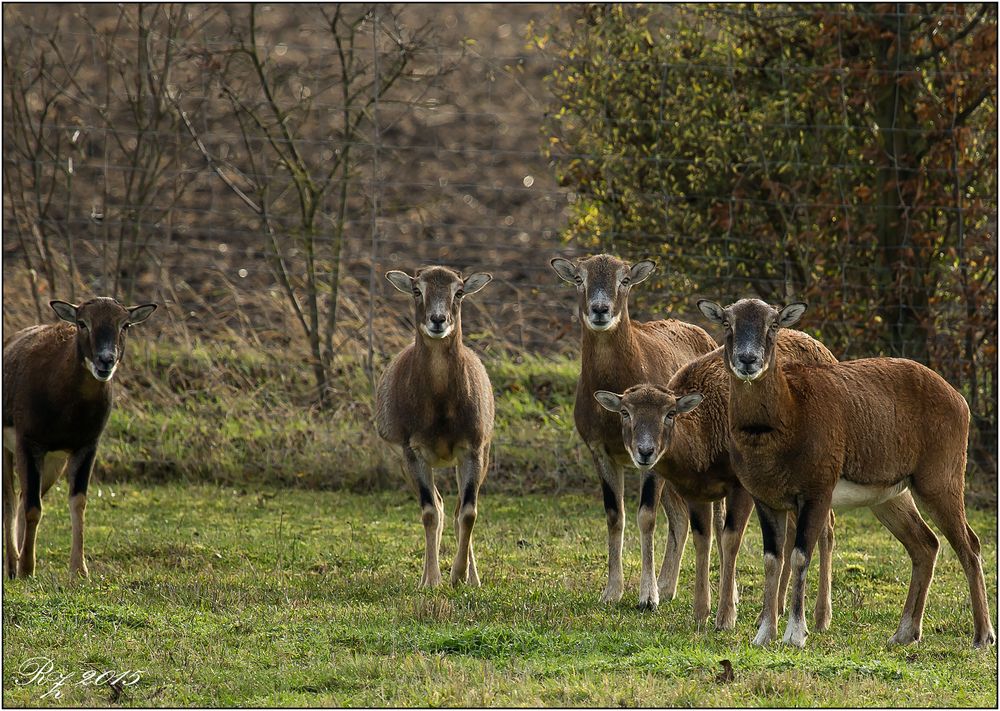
[831,479,909,510]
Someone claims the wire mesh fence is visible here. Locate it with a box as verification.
[3,4,996,482]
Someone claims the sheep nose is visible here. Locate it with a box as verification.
[96,353,116,369]
[738,352,758,366]
[591,303,610,315]
[429,314,446,327]
[637,444,655,459]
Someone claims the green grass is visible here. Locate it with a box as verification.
[3,482,996,707]
[99,343,586,494]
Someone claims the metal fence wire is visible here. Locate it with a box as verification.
[2,4,996,480]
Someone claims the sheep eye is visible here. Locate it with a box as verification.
[666,411,676,420]
[620,277,631,286]
[722,320,730,329]
[77,321,88,330]
[620,410,630,419]
[455,289,465,298]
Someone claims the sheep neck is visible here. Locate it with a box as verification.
[727,361,795,437]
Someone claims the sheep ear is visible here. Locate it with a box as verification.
[778,302,807,327]
[385,270,415,294]
[50,300,78,323]
[593,390,623,413]
[628,259,656,285]
[697,300,726,326]
[675,393,704,414]
[126,303,157,325]
[462,272,492,296]
[549,257,579,284]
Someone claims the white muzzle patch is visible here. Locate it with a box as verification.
[732,358,768,383]
[85,358,117,382]
[586,312,620,332]
[420,322,454,340]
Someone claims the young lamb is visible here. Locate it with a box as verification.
[375,266,494,587]
[699,297,995,648]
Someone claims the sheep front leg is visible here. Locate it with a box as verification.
[782,497,831,648]
[451,445,486,587]
[591,446,625,604]
[752,501,787,646]
[67,447,96,578]
[405,446,442,588]
[637,471,665,610]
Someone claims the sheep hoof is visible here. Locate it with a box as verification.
[781,621,808,648]
[419,572,442,588]
[657,580,678,602]
[813,610,831,633]
[973,630,996,649]
[715,606,737,631]
[636,600,658,612]
[752,623,776,647]
[600,582,624,604]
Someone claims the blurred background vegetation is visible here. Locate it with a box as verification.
[2,3,996,502]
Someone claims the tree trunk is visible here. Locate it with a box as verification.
[872,6,929,362]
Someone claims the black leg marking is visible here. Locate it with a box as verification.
[724,507,738,532]
[417,480,435,509]
[756,502,781,558]
[601,478,619,514]
[69,448,97,498]
[689,506,707,537]
[462,478,478,510]
[639,473,658,511]
[794,500,816,553]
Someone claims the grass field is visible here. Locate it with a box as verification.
[2,482,996,707]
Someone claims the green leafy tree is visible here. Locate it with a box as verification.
[538,3,996,476]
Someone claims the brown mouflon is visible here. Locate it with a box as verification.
[3,297,156,578]
[375,266,494,588]
[594,329,837,630]
[551,254,717,609]
[699,297,995,649]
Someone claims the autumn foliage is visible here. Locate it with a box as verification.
[540,3,997,476]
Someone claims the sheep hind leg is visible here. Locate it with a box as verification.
[689,501,713,628]
[3,446,17,579]
[451,447,486,587]
[776,510,796,616]
[656,480,689,604]
[913,485,995,648]
[14,440,44,578]
[813,510,835,632]
[716,487,753,631]
[871,491,938,646]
